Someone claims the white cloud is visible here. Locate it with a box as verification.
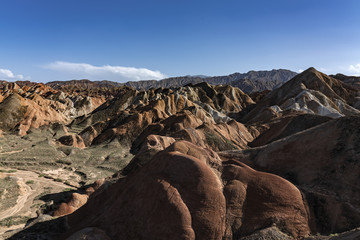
[44,61,167,81]
[297,69,304,73]
[348,64,360,74]
[0,68,24,80]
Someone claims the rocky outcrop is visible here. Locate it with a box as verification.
[53,179,106,217]
[0,82,107,135]
[71,83,255,150]
[239,226,294,240]
[123,134,176,174]
[62,141,310,239]
[220,116,360,234]
[222,159,310,238]
[243,67,360,123]
[249,113,331,147]
[331,73,360,91]
[53,193,88,217]
[66,227,112,240]
[58,134,86,148]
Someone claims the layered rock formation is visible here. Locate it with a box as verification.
[331,73,360,109]
[220,116,360,234]
[63,141,311,240]
[3,67,360,240]
[0,82,106,135]
[70,83,255,151]
[242,67,360,124]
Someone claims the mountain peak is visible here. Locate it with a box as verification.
[304,67,318,73]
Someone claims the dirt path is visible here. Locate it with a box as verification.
[0,149,25,155]
[0,178,32,220]
[0,169,70,235]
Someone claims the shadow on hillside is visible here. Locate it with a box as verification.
[7,216,67,240]
[6,186,95,239]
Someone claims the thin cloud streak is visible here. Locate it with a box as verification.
[44,61,167,81]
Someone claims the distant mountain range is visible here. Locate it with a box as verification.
[331,73,360,90]
[47,69,298,93]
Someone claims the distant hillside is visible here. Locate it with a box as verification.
[46,79,124,89]
[46,69,297,93]
[331,73,360,90]
[124,69,297,93]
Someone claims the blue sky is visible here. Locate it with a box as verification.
[1,0,360,82]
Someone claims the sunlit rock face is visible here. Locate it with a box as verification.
[242,67,360,124]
